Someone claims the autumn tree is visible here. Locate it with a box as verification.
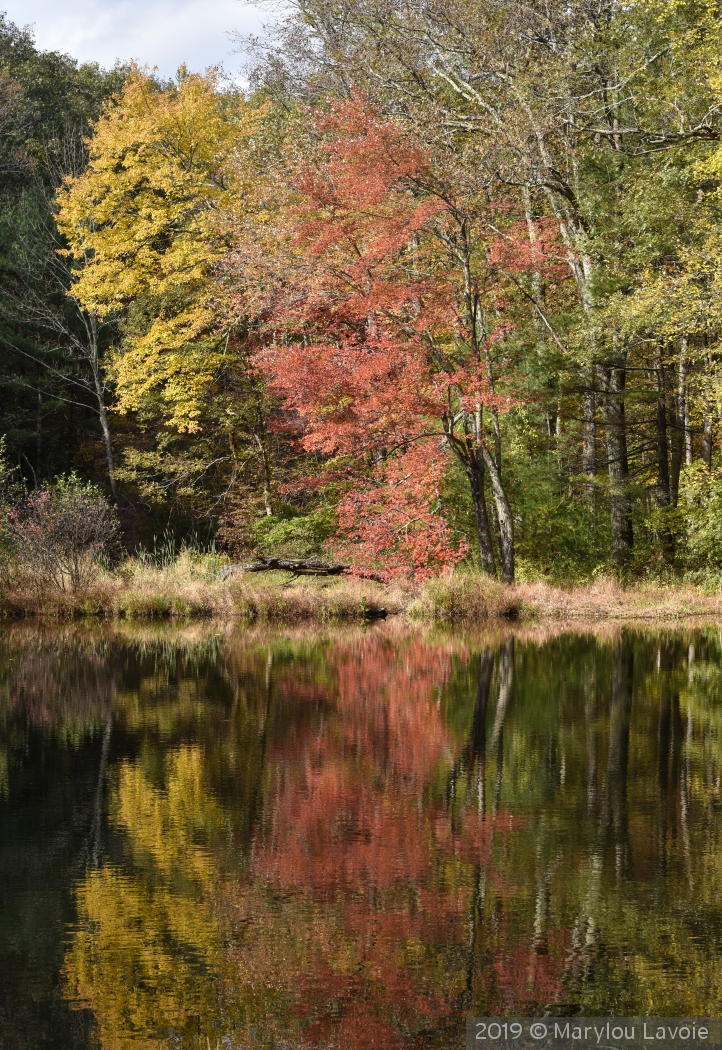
[230,98,557,580]
[56,68,280,527]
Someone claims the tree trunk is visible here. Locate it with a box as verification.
[702,408,714,469]
[88,313,117,501]
[582,370,597,509]
[36,384,43,483]
[482,447,514,583]
[582,374,596,474]
[252,394,273,516]
[685,396,693,467]
[678,341,693,469]
[467,453,496,577]
[670,347,685,506]
[654,355,674,563]
[655,368,671,508]
[254,433,273,517]
[447,406,498,578]
[91,370,117,501]
[97,399,117,502]
[599,358,633,568]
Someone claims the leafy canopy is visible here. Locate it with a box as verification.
[57,69,259,432]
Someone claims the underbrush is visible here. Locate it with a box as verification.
[230,574,404,622]
[0,553,401,622]
[410,574,525,622]
[412,573,722,622]
[2,556,721,623]
[514,578,722,620]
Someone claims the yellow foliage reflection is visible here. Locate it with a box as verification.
[64,747,276,1048]
[63,742,370,1048]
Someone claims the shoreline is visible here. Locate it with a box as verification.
[1,572,721,624]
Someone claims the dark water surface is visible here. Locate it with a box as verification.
[1,622,721,1049]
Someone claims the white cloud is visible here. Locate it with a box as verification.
[1,0,266,78]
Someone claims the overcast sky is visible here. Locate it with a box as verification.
[1,0,270,79]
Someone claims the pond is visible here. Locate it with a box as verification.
[0,621,721,1048]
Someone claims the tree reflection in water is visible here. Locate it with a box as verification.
[1,624,722,1048]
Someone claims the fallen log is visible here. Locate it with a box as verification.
[219,556,349,581]
[247,556,349,576]
[218,556,387,585]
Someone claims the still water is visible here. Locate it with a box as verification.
[1,622,721,1048]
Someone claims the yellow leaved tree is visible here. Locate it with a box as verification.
[56,67,257,434]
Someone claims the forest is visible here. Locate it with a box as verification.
[2,0,722,596]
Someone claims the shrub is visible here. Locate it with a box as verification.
[9,474,120,591]
[253,507,336,560]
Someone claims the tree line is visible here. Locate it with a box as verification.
[2,1,722,583]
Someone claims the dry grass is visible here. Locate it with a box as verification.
[1,557,721,624]
[412,574,722,623]
[0,553,232,619]
[229,573,405,622]
[409,574,525,622]
[514,578,722,621]
[0,554,402,622]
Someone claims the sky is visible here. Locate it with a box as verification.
[0,0,271,80]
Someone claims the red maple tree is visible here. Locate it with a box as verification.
[229,97,564,580]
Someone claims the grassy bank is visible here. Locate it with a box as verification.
[2,553,722,622]
[0,554,404,622]
[412,575,722,622]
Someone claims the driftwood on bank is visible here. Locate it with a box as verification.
[246,556,350,576]
[218,556,387,593]
[217,557,388,618]
[218,556,349,581]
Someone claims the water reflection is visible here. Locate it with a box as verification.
[1,624,722,1047]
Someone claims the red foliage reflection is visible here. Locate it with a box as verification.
[248,633,537,1047]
